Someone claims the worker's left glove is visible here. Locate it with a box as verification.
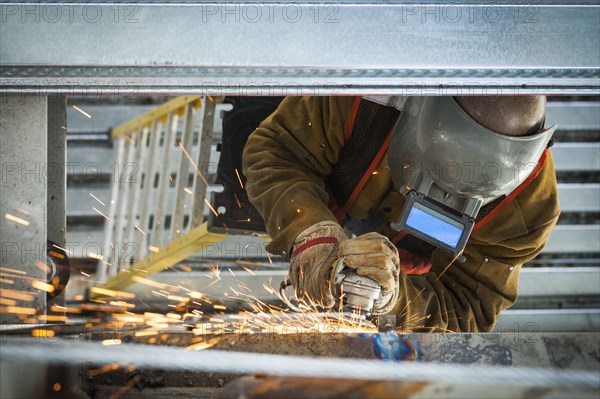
[338,232,401,315]
[289,221,348,308]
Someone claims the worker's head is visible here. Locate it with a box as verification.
[454,95,547,137]
[388,96,556,256]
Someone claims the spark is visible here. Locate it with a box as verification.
[213,304,227,310]
[435,252,463,282]
[32,329,55,338]
[189,291,203,299]
[233,192,242,208]
[88,364,121,378]
[34,261,51,273]
[239,264,255,276]
[60,125,67,130]
[50,304,81,314]
[204,199,219,217]
[92,207,110,221]
[228,268,236,277]
[109,301,136,309]
[13,207,29,216]
[372,171,378,175]
[179,265,192,272]
[178,142,209,186]
[89,193,106,207]
[167,295,187,302]
[80,271,91,277]
[0,267,27,275]
[267,252,273,264]
[135,225,146,236]
[72,105,92,118]
[102,339,122,346]
[89,287,136,299]
[296,208,301,214]
[50,243,71,255]
[2,306,36,315]
[234,169,244,189]
[32,280,55,293]
[184,187,193,195]
[4,213,29,226]
[0,278,14,284]
[87,252,103,261]
[132,275,167,289]
[186,336,222,350]
[135,329,158,337]
[53,383,61,392]
[148,245,160,253]
[207,95,214,102]
[0,298,17,306]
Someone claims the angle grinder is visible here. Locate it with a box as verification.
[279,257,383,318]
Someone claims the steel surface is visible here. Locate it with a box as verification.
[1,1,598,94]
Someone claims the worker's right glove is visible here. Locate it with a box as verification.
[289,223,401,315]
[338,232,401,315]
[289,221,348,308]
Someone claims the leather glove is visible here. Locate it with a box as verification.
[289,221,348,308]
[338,232,400,315]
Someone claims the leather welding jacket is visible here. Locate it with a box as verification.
[242,96,560,332]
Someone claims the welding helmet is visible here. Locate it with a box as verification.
[388,96,557,257]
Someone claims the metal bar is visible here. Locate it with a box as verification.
[551,143,600,171]
[133,120,162,260]
[545,225,600,253]
[1,2,598,95]
[546,102,600,131]
[170,103,197,240]
[191,97,217,229]
[0,94,48,322]
[120,126,150,269]
[110,132,136,276]
[519,267,600,297]
[97,137,126,281]
[495,309,600,333]
[557,183,600,212]
[46,95,67,314]
[111,96,200,138]
[1,339,598,389]
[91,222,228,295]
[151,112,179,248]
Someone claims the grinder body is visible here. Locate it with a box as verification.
[333,258,382,316]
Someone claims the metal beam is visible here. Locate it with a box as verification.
[0,95,48,322]
[518,267,600,297]
[545,225,600,253]
[552,143,600,172]
[496,309,600,332]
[557,183,600,212]
[1,1,599,95]
[546,102,600,131]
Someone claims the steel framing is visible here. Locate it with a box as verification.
[1,1,599,95]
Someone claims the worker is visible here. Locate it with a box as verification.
[242,96,560,332]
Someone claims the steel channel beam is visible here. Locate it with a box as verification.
[46,95,67,313]
[0,95,48,322]
[0,1,599,95]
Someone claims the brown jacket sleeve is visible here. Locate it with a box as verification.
[391,154,560,332]
[242,96,356,258]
